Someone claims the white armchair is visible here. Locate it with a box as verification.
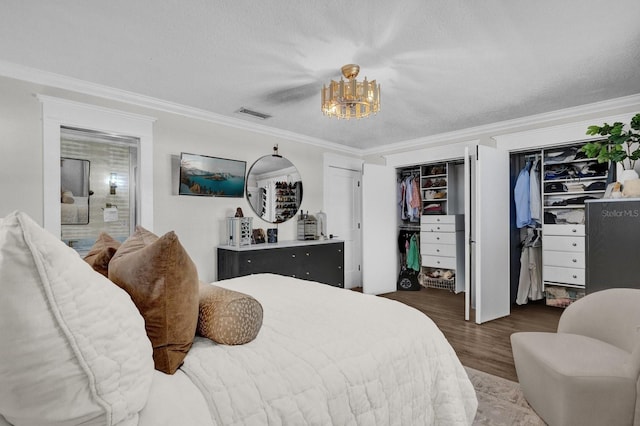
[511,288,640,426]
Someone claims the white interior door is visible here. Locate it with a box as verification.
[474,145,510,323]
[362,163,397,295]
[325,166,362,289]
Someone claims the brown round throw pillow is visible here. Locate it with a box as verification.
[198,284,263,345]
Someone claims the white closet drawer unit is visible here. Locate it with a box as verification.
[421,215,456,225]
[421,231,456,245]
[544,265,585,286]
[543,250,585,268]
[422,254,456,270]
[422,223,456,233]
[544,235,585,252]
[422,244,457,257]
[543,224,585,237]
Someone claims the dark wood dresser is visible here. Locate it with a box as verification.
[217,240,344,287]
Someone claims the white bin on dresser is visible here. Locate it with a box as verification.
[420,215,465,292]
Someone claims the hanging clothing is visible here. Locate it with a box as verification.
[397,230,412,254]
[398,179,408,220]
[406,233,421,271]
[514,162,532,228]
[516,229,543,305]
[410,176,422,210]
[405,177,413,220]
[529,159,541,225]
[403,176,420,221]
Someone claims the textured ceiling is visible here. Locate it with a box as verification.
[1,0,639,151]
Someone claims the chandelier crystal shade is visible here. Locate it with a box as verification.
[321,64,380,119]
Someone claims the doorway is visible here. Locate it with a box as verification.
[40,95,155,240]
[323,154,363,289]
[59,126,139,255]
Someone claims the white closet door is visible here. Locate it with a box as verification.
[362,163,397,295]
[474,145,510,323]
[464,147,471,321]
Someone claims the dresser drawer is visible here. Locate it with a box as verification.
[422,244,457,257]
[421,215,456,225]
[421,255,456,269]
[421,223,456,233]
[543,250,585,268]
[544,235,585,252]
[543,224,585,237]
[421,232,456,245]
[544,265,585,286]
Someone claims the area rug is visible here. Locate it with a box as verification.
[465,367,546,425]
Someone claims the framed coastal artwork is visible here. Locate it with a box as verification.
[179,152,246,197]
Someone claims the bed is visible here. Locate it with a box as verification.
[61,194,89,224]
[0,211,477,426]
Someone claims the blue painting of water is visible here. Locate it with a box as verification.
[181,175,245,197]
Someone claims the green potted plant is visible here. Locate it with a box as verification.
[581,113,640,183]
[581,113,640,197]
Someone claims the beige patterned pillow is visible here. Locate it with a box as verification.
[198,283,263,345]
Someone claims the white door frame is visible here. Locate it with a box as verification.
[39,95,155,237]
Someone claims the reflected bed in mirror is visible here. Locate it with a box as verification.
[246,155,303,223]
[60,157,90,225]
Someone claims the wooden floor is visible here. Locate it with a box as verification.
[379,287,562,382]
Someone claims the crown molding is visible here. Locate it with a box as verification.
[363,93,640,157]
[1,60,638,159]
[0,60,361,156]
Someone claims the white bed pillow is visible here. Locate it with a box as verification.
[0,211,154,426]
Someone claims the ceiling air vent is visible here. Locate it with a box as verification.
[236,107,272,120]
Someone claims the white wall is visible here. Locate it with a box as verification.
[0,76,349,282]
[1,74,638,282]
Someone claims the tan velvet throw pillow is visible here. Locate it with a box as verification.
[109,226,199,374]
[83,231,121,277]
[198,283,263,345]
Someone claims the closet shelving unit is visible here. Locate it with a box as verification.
[420,163,448,216]
[396,161,464,292]
[542,146,608,220]
[540,142,609,306]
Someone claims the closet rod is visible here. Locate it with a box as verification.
[524,153,540,161]
[400,169,419,177]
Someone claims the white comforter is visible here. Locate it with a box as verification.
[142,274,477,425]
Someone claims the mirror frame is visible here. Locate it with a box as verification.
[245,155,303,223]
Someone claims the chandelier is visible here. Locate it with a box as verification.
[321,64,380,119]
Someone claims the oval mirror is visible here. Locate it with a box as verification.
[245,155,303,223]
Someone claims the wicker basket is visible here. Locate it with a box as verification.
[419,274,455,291]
